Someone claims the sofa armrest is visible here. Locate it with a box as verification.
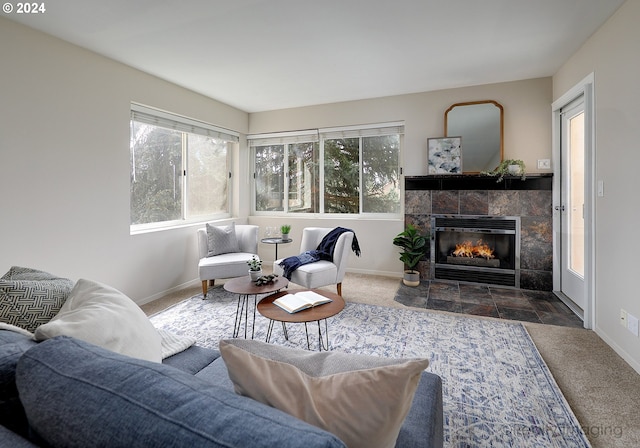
[396,371,444,448]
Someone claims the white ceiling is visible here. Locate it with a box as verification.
[7,0,624,113]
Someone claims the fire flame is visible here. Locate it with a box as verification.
[452,240,495,260]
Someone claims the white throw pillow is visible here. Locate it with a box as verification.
[34,279,162,363]
[219,338,429,448]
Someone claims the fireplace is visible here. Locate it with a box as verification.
[430,215,520,287]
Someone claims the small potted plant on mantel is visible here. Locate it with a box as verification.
[280,224,291,241]
[247,255,262,281]
[481,159,526,183]
[393,224,428,287]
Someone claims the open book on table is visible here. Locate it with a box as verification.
[273,291,333,314]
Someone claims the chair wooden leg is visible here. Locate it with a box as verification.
[202,280,208,298]
[336,282,342,296]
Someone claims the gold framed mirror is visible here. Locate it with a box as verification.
[445,100,503,173]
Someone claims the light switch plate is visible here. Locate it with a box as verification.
[537,159,551,169]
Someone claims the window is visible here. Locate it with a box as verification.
[130,104,239,230]
[249,123,402,215]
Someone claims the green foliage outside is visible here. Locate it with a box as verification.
[130,122,228,225]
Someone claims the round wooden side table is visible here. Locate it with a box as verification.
[223,275,288,339]
[257,289,345,350]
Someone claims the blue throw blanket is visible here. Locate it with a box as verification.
[279,227,361,280]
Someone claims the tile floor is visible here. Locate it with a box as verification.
[394,280,584,328]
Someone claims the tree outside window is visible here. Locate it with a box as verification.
[130,112,232,228]
[251,125,401,215]
[362,135,400,214]
[255,145,285,212]
[324,138,360,214]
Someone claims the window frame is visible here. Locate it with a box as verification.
[129,103,239,234]
[249,122,403,218]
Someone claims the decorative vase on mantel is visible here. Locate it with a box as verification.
[507,164,522,175]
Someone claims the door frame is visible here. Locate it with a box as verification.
[551,73,595,329]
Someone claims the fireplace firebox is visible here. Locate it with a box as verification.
[430,215,520,287]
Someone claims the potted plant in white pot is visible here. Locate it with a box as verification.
[280,224,291,240]
[247,255,263,281]
[393,224,428,286]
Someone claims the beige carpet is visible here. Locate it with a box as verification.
[142,271,640,448]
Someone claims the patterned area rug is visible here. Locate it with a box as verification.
[150,286,591,448]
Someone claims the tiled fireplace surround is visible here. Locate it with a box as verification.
[405,174,553,291]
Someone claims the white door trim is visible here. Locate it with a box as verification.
[551,73,595,329]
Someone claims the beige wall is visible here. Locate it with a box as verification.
[249,78,553,275]
[0,18,249,302]
[250,77,553,177]
[553,0,640,371]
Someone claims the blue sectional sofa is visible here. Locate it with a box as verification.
[0,329,444,447]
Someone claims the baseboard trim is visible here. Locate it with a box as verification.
[595,326,640,376]
[137,278,201,306]
[345,268,402,279]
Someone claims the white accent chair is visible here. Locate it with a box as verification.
[273,227,354,296]
[197,225,259,297]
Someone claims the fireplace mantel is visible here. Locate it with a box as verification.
[405,173,552,191]
[404,173,553,291]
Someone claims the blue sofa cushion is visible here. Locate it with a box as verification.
[0,424,38,447]
[163,344,221,374]
[16,336,346,448]
[0,330,37,437]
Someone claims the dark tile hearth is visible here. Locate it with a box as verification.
[395,280,584,328]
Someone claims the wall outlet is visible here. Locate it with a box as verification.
[620,309,628,327]
[628,314,639,337]
[537,159,551,169]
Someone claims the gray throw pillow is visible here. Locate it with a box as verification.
[206,222,240,256]
[1,266,63,282]
[0,267,74,333]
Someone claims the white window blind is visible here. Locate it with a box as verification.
[319,122,405,139]
[131,103,239,143]
[247,129,319,146]
[248,122,404,145]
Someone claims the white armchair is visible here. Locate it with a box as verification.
[197,224,259,297]
[273,227,354,296]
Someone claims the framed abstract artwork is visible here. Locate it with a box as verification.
[428,136,462,174]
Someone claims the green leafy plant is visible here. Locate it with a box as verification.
[481,159,526,182]
[246,255,262,271]
[392,224,427,271]
[280,224,291,234]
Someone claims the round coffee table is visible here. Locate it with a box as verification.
[223,275,289,339]
[257,289,345,351]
